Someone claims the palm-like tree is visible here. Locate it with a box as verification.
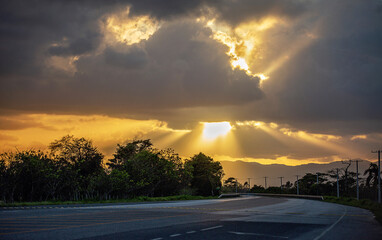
[364,163,380,188]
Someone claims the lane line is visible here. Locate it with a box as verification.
[228,231,288,239]
[0,213,192,236]
[170,234,181,237]
[2,209,146,220]
[186,231,196,234]
[313,207,347,240]
[151,238,163,240]
[201,225,223,231]
[319,213,368,217]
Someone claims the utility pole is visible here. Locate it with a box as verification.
[354,159,363,200]
[296,175,300,195]
[341,160,352,196]
[336,168,340,198]
[235,178,238,193]
[247,178,252,192]
[264,177,268,189]
[279,177,284,191]
[316,172,319,195]
[372,150,381,204]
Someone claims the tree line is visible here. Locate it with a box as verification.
[223,165,381,201]
[0,136,224,203]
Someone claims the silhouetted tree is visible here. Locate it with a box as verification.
[186,153,224,196]
[223,177,238,193]
[364,163,380,188]
[49,135,104,177]
[107,139,152,170]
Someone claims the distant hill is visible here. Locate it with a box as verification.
[220,160,374,187]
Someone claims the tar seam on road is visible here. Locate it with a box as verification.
[313,206,347,240]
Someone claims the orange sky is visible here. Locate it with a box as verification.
[0,114,378,165]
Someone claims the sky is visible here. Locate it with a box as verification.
[1,0,382,165]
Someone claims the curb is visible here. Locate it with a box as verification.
[252,193,324,200]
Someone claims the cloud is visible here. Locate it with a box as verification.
[227,0,382,135]
[0,116,55,130]
[1,18,263,116]
[0,1,121,76]
[103,46,148,69]
[1,0,382,141]
[48,32,101,56]
[209,0,307,26]
[128,0,210,19]
[0,133,18,142]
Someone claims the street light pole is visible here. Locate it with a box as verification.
[316,173,319,195]
[336,168,340,198]
[296,175,300,195]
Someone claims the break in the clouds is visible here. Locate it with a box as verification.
[1,0,382,162]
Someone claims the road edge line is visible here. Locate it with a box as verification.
[313,206,347,240]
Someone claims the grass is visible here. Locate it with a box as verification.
[323,196,382,224]
[0,195,217,207]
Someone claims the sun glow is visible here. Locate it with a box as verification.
[104,8,160,45]
[202,122,232,140]
[205,17,275,86]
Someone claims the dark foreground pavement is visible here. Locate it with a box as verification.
[1,196,381,240]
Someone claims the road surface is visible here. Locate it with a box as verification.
[1,196,381,239]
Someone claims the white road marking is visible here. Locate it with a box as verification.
[170,234,181,237]
[228,231,288,239]
[313,207,347,240]
[186,231,196,234]
[201,225,223,231]
[150,238,163,240]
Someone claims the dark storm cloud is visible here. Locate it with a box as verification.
[1,16,263,115]
[244,0,382,135]
[72,20,263,109]
[48,33,101,56]
[103,46,148,69]
[208,0,306,26]
[127,0,305,24]
[0,0,120,76]
[128,0,212,19]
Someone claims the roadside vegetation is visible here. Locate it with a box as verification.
[0,136,224,204]
[223,168,381,201]
[0,195,216,207]
[323,196,382,224]
[222,168,382,224]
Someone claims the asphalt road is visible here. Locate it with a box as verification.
[1,196,381,240]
